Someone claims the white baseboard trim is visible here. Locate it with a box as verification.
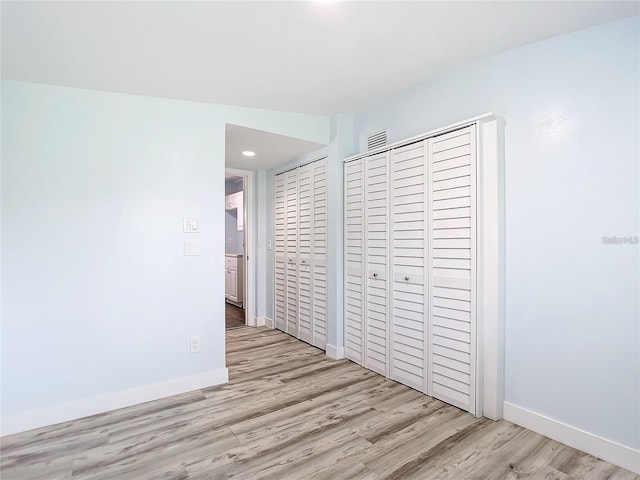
[254,316,266,327]
[326,343,345,360]
[1,367,229,437]
[264,317,274,328]
[503,402,640,474]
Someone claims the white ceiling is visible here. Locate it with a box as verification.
[3,1,637,171]
[2,1,638,116]
[225,124,326,170]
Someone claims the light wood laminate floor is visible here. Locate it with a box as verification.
[2,327,638,480]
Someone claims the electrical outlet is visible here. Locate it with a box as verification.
[190,336,201,353]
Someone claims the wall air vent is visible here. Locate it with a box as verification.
[367,130,388,151]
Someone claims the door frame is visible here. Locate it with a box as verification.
[225,167,255,326]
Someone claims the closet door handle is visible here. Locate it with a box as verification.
[373,273,378,278]
[404,276,410,281]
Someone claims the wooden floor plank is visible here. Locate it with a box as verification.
[1,326,638,480]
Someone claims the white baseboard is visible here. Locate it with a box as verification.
[254,316,266,326]
[1,368,229,437]
[264,317,274,328]
[326,343,345,360]
[503,402,639,474]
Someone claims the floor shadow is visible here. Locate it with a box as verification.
[226,302,246,330]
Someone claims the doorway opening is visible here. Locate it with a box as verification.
[225,174,247,329]
[223,123,326,335]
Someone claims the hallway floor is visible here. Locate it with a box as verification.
[225,302,245,330]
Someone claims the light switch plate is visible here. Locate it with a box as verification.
[184,239,201,256]
[183,218,199,233]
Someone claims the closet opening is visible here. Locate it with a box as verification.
[343,114,505,419]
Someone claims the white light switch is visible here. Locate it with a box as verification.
[184,239,201,256]
[183,218,199,233]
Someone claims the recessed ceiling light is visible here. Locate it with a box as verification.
[242,151,256,157]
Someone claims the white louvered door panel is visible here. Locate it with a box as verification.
[297,163,313,344]
[312,159,328,349]
[365,152,390,376]
[274,173,287,331]
[390,142,427,392]
[427,126,477,414]
[285,169,299,337]
[344,158,365,365]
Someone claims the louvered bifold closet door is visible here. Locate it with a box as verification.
[365,152,390,376]
[344,158,365,365]
[390,142,427,392]
[311,159,328,350]
[274,173,287,331]
[297,164,313,344]
[285,169,299,337]
[428,126,477,414]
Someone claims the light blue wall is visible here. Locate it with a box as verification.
[354,17,640,449]
[2,81,225,416]
[224,179,244,255]
[1,81,329,426]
